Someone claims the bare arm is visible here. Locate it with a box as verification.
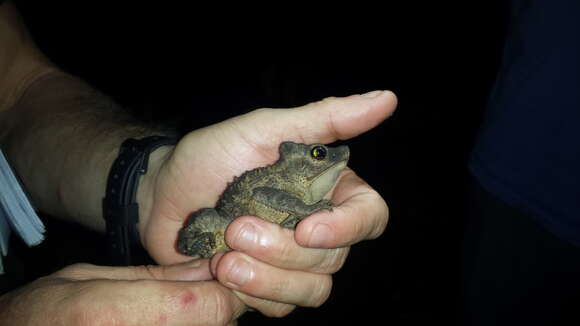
[0,1,171,232]
[0,1,53,112]
[0,2,396,321]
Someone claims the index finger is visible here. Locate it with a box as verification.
[295,168,389,248]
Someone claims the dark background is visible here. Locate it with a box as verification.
[1,2,508,325]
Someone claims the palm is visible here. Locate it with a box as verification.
[144,111,296,264]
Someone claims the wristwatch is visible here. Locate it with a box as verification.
[102,135,177,266]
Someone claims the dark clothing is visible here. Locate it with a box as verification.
[469,0,580,247]
[461,179,580,326]
[464,1,580,324]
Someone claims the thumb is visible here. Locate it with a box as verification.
[272,90,397,144]
[54,259,213,281]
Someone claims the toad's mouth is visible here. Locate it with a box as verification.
[307,160,348,203]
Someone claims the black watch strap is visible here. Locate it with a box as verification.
[102,135,177,266]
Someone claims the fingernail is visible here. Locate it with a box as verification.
[361,90,383,98]
[235,223,259,249]
[210,252,225,277]
[226,259,254,287]
[307,223,332,247]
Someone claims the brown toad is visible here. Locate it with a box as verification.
[177,141,350,258]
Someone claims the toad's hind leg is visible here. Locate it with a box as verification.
[177,208,231,258]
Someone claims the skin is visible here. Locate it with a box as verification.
[0,1,397,325]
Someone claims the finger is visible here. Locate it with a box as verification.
[54,259,213,282]
[243,90,397,146]
[295,169,389,248]
[212,251,333,308]
[71,278,246,326]
[296,90,397,143]
[224,216,349,274]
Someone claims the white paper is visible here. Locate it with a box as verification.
[0,148,45,273]
[0,204,9,274]
[0,204,10,255]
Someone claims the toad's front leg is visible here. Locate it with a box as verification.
[253,187,334,229]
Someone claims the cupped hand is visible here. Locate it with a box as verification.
[138,90,397,315]
[0,261,245,326]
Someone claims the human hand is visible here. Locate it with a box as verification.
[138,90,397,315]
[0,261,245,325]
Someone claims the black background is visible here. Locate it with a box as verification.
[1,1,508,325]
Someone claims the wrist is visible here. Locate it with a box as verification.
[102,136,177,265]
[136,144,174,248]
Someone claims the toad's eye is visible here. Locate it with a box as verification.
[311,146,327,160]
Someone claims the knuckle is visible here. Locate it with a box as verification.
[317,247,350,274]
[270,275,292,299]
[352,213,367,243]
[381,199,390,230]
[276,237,296,265]
[202,286,235,326]
[248,107,275,119]
[308,275,333,307]
[320,96,339,105]
[368,195,389,239]
[263,303,296,318]
[131,264,161,280]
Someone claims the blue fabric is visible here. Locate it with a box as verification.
[469,0,580,246]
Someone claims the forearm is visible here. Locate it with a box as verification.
[1,72,172,231]
[0,1,54,113]
[0,1,174,232]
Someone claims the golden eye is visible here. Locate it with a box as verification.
[311,146,327,160]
